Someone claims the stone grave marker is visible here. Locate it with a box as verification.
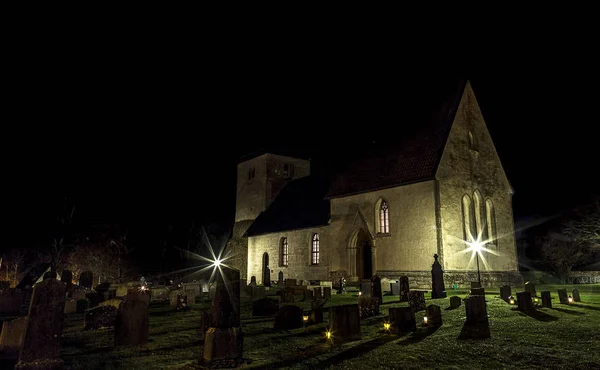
[304,289,314,301]
[249,276,257,287]
[462,295,490,339]
[64,298,77,314]
[524,282,536,297]
[0,317,27,352]
[572,288,581,302]
[84,305,118,330]
[370,274,382,302]
[390,282,400,296]
[199,309,214,338]
[72,288,87,301]
[360,280,371,297]
[278,271,284,287]
[313,287,322,300]
[79,271,94,289]
[408,290,426,312]
[358,297,380,318]
[169,289,183,307]
[281,287,296,303]
[274,305,303,330]
[115,299,149,346]
[431,254,447,298]
[388,307,416,334]
[16,277,65,370]
[399,276,409,302]
[426,304,442,327]
[252,297,279,316]
[116,285,129,297]
[541,291,552,308]
[328,304,361,343]
[449,296,461,309]
[471,287,485,296]
[500,285,512,301]
[85,291,103,308]
[471,281,481,289]
[61,269,73,296]
[517,292,534,311]
[285,278,297,287]
[176,294,188,311]
[557,288,569,304]
[323,287,332,299]
[251,286,266,299]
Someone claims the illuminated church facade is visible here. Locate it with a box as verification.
[231,81,522,288]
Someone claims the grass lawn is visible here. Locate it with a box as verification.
[60,284,600,369]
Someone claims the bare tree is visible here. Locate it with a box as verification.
[1,248,28,286]
[539,233,595,283]
[561,195,600,247]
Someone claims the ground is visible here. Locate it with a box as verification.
[58,284,600,370]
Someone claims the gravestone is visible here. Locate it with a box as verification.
[115,299,149,346]
[249,276,257,287]
[203,267,242,367]
[557,288,569,304]
[304,289,314,301]
[500,285,512,301]
[169,289,184,307]
[251,286,266,299]
[0,317,27,352]
[85,292,103,308]
[274,305,303,330]
[251,298,279,316]
[72,288,86,301]
[388,307,416,334]
[572,288,581,302]
[281,287,296,302]
[176,294,188,311]
[517,291,534,311]
[285,278,297,287]
[431,254,447,299]
[358,297,380,318]
[116,285,129,297]
[84,305,118,330]
[541,291,552,308]
[310,304,324,325]
[79,271,94,289]
[360,281,371,297]
[449,296,461,309]
[399,276,409,302]
[328,304,361,344]
[127,290,151,306]
[524,282,536,297]
[471,281,481,289]
[408,290,426,312]
[471,287,485,296]
[16,277,66,370]
[200,309,214,337]
[64,299,77,314]
[323,287,332,299]
[313,287,322,300]
[390,282,400,296]
[370,274,382,302]
[76,299,89,313]
[462,295,490,339]
[209,285,217,300]
[426,304,442,327]
[61,269,73,295]
[278,271,284,287]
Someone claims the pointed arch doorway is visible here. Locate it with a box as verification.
[262,252,271,287]
[349,229,374,280]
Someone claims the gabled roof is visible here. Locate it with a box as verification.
[245,176,330,237]
[326,79,467,198]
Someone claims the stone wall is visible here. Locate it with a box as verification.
[377,270,523,289]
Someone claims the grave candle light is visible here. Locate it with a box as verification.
[423,316,428,325]
[568,296,573,304]
[326,330,332,340]
[303,315,309,323]
[384,323,390,331]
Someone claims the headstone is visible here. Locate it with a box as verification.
[72,288,87,301]
[310,308,324,325]
[16,278,66,370]
[251,286,266,299]
[84,305,118,330]
[449,296,461,309]
[76,299,89,313]
[0,317,27,352]
[313,287,322,300]
[274,305,303,330]
[202,267,242,367]
[572,288,581,303]
[323,287,332,299]
[249,276,257,287]
[557,288,569,304]
[79,271,94,289]
[358,297,380,318]
[399,276,409,302]
[281,287,296,302]
[115,299,149,346]
[426,304,442,327]
[169,289,184,307]
[209,285,217,300]
[524,282,536,297]
[465,295,488,324]
[390,282,400,296]
[285,279,297,287]
[360,281,371,297]
[251,298,279,316]
[541,291,552,308]
[500,285,511,301]
[431,254,447,299]
[278,271,284,287]
[328,304,361,343]
[471,281,481,289]
[471,287,485,296]
[408,290,426,312]
[127,290,151,306]
[64,298,77,314]
[517,292,534,311]
[85,292,103,308]
[388,307,416,335]
[304,289,314,301]
[116,285,129,297]
[61,269,73,295]
[176,294,188,311]
[370,274,382,302]
[199,309,214,337]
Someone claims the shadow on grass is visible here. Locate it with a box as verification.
[571,303,600,311]
[397,326,440,346]
[551,307,585,315]
[321,334,400,367]
[516,309,559,322]
[445,305,460,311]
[62,345,113,358]
[457,321,490,340]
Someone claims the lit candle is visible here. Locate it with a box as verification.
[358,291,362,297]
[384,323,390,331]
[534,297,538,303]
[326,330,332,340]
[303,315,309,322]
[423,316,428,325]
[568,296,573,304]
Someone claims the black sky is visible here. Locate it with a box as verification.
[3,38,599,270]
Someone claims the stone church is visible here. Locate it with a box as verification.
[231,81,522,288]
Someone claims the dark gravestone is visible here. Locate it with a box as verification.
[408,290,426,312]
[471,281,481,289]
[431,254,447,299]
[390,282,400,296]
[524,282,536,297]
[200,309,214,338]
[426,304,442,327]
[278,271,284,287]
[360,281,371,297]
[84,305,118,330]
[310,308,324,325]
[370,274,382,303]
[64,298,77,314]
[115,299,149,346]
[252,298,279,316]
[127,290,151,306]
[462,295,490,339]
[61,269,73,295]
[17,278,66,370]
[328,304,361,344]
[203,267,242,367]
[323,287,332,299]
[76,299,89,313]
[500,285,512,301]
[449,296,461,309]
[572,288,581,302]
[249,276,257,287]
[358,297,380,319]
[541,291,552,308]
[557,288,569,304]
[285,279,297,287]
[313,287,322,300]
[304,289,314,301]
[281,287,296,303]
[517,291,534,311]
[85,292,103,308]
[0,317,27,352]
[251,286,266,299]
[79,271,94,289]
[274,305,303,330]
[471,287,485,296]
[388,307,416,335]
[72,288,86,302]
[176,294,188,311]
[399,276,409,302]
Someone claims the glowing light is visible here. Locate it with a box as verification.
[358,291,362,297]
[326,330,332,340]
[568,296,573,304]
[139,286,147,292]
[534,297,538,303]
[303,315,309,322]
[212,259,222,268]
[423,316,428,325]
[509,298,515,305]
[384,323,390,331]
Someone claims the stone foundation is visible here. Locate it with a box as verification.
[377,270,523,289]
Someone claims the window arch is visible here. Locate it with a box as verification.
[280,237,289,267]
[311,233,320,265]
[468,131,478,151]
[473,190,487,242]
[486,199,498,246]
[379,200,390,234]
[462,195,476,242]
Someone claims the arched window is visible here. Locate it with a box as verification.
[379,201,390,234]
[473,190,487,241]
[311,233,320,265]
[280,237,288,266]
[486,199,498,246]
[468,131,478,151]
[462,195,476,242]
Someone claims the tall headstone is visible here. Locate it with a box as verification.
[399,276,409,302]
[388,307,416,334]
[328,304,361,344]
[274,305,303,330]
[304,289,314,301]
[79,271,94,289]
[115,299,149,346]
[390,282,400,296]
[61,269,73,296]
[541,291,552,308]
[524,282,536,297]
[370,274,382,303]
[203,268,242,367]
[431,254,447,299]
[408,290,426,312]
[278,271,284,287]
[517,291,534,311]
[313,287,322,300]
[0,317,27,352]
[16,278,66,370]
[557,288,569,304]
[426,304,442,327]
[461,295,490,339]
[500,285,512,301]
[249,276,257,287]
[323,287,332,299]
[572,288,581,302]
[360,280,371,297]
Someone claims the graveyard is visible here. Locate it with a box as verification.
[2,275,598,369]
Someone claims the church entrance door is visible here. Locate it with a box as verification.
[353,229,373,280]
[262,252,271,287]
[361,242,372,279]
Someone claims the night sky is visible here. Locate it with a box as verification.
[4,47,598,273]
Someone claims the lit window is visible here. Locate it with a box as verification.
[486,199,498,246]
[281,237,289,267]
[283,164,295,178]
[311,233,320,265]
[380,201,390,234]
[462,195,476,242]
